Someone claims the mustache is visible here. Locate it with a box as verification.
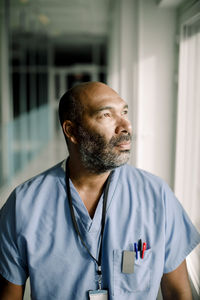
[110,133,132,146]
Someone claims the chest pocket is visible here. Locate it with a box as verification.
[113,248,152,295]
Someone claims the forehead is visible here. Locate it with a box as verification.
[79,84,127,112]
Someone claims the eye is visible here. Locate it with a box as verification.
[103,112,111,117]
[122,110,128,116]
[97,111,111,120]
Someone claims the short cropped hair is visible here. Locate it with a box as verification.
[58,88,83,127]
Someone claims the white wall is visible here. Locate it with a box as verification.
[108,0,139,166]
[108,0,177,187]
[137,0,176,186]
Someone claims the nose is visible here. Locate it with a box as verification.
[115,116,132,135]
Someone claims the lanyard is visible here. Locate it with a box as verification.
[65,160,112,289]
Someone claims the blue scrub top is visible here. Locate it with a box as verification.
[0,161,200,300]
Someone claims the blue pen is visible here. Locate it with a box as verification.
[134,242,138,259]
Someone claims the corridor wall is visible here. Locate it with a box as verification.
[108,0,176,187]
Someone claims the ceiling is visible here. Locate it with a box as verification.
[8,0,112,45]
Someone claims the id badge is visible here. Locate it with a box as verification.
[89,290,108,299]
[122,250,135,274]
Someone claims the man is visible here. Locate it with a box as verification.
[0,81,200,300]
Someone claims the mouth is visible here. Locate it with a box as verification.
[115,141,131,150]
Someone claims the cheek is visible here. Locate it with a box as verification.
[99,122,116,136]
[90,125,115,140]
[101,131,114,144]
[83,118,117,142]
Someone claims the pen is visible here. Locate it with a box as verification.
[141,242,147,259]
[134,242,138,259]
[138,239,142,258]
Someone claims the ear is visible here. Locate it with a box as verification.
[62,120,78,144]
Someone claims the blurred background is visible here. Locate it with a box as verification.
[0,0,200,299]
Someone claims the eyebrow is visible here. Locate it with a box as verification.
[94,104,128,113]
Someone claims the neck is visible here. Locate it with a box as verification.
[67,156,111,218]
[68,156,111,190]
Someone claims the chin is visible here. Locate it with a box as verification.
[114,152,130,166]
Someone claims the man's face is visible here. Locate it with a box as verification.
[75,83,132,173]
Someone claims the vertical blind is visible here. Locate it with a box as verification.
[175,16,200,294]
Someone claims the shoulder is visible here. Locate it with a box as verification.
[1,161,66,229]
[117,164,177,207]
[119,164,166,189]
[15,160,65,197]
[5,160,66,234]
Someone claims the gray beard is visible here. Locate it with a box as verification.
[77,125,131,174]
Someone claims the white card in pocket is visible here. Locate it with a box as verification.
[89,290,108,299]
[122,250,135,274]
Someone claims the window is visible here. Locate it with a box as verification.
[175,2,200,295]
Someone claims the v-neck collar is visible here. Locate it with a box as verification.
[58,159,121,233]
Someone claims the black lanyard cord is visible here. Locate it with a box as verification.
[65,160,112,272]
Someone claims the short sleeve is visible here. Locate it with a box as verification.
[163,183,200,273]
[0,190,28,285]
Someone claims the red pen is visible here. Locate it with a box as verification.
[141,242,147,259]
